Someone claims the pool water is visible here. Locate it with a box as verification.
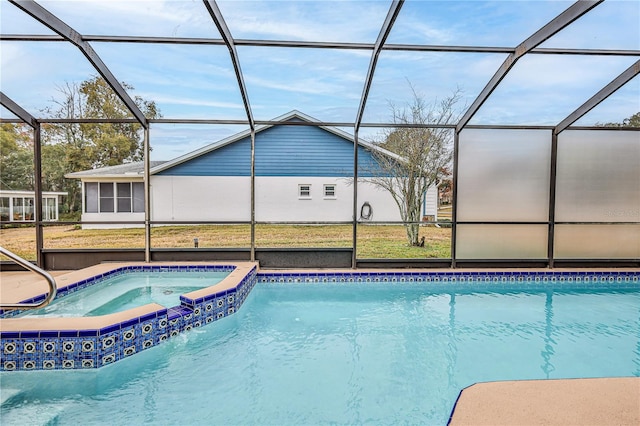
[23,271,229,317]
[2,282,639,425]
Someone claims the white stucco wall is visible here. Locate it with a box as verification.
[81,212,145,229]
[80,176,438,227]
[150,175,402,222]
[255,177,401,222]
[424,185,438,218]
[150,176,251,222]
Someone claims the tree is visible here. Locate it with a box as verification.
[1,123,29,156]
[41,76,160,213]
[0,123,34,190]
[600,112,640,127]
[362,86,461,247]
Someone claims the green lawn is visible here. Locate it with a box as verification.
[1,224,452,261]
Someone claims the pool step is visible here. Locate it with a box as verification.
[0,388,21,406]
[0,398,70,425]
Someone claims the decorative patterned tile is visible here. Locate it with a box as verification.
[2,265,637,371]
[3,340,18,355]
[42,359,56,370]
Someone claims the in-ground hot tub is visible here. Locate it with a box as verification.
[0,262,259,370]
[22,269,231,317]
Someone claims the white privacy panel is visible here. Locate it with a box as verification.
[456,225,548,259]
[555,130,640,223]
[457,129,551,222]
[555,225,640,259]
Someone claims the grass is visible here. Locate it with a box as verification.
[0,223,452,261]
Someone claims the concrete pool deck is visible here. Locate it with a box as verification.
[2,265,639,423]
[448,377,640,426]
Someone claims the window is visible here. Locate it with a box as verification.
[24,198,34,220]
[324,184,336,198]
[12,197,24,220]
[132,182,145,212]
[85,182,145,213]
[0,197,9,221]
[117,182,145,212]
[43,197,57,221]
[99,183,114,212]
[85,183,99,213]
[117,182,131,212]
[299,184,311,199]
[10,197,34,220]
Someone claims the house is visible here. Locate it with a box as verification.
[0,190,67,222]
[66,111,438,229]
[65,162,164,229]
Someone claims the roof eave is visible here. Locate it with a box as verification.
[64,173,145,180]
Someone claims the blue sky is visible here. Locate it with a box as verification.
[1,0,639,161]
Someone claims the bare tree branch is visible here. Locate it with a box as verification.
[360,86,462,246]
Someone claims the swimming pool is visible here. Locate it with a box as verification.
[23,271,230,317]
[1,270,639,425]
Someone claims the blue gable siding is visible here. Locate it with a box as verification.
[157,137,251,176]
[157,121,381,177]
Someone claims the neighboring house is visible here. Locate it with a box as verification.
[0,190,67,222]
[65,161,166,229]
[66,111,438,229]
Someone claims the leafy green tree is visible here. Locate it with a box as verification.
[600,112,640,127]
[1,123,24,156]
[42,76,160,212]
[0,123,34,190]
[1,149,34,191]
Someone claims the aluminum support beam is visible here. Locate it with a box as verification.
[0,92,38,128]
[353,0,403,268]
[352,131,359,269]
[203,0,254,131]
[33,123,45,267]
[0,93,44,266]
[456,0,603,132]
[555,59,640,134]
[355,0,403,132]
[450,131,460,268]
[547,132,559,268]
[5,34,637,57]
[9,0,148,128]
[203,0,257,260]
[250,130,256,262]
[144,128,151,263]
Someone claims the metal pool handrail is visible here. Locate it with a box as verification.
[0,246,57,311]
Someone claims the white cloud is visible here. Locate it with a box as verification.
[143,94,243,110]
[541,0,640,50]
[0,42,98,113]
[38,0,219,37]
[2,0,637,129]
[217,0,389,42]
[501,55,637,90]
[472,57,639,126]
[245,74,344,96]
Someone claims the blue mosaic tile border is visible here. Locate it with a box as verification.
[1,308,169,371]
[257,270,640,292]
[0,265,236,319]
[2,267,636,372]
[0,265,256,371]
